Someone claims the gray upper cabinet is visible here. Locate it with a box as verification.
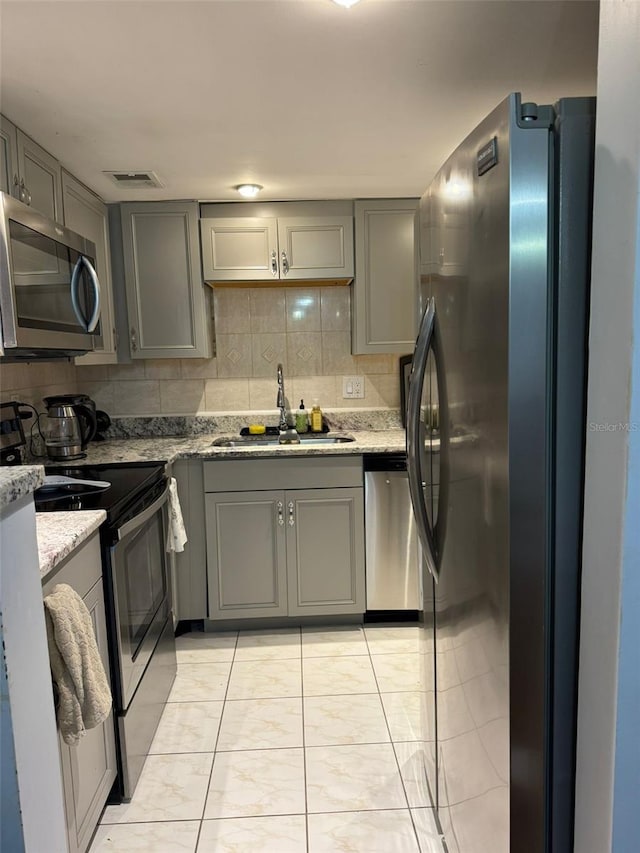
[16,128,63,220]
[200,217,279,282]
[200,208,354,283]
[121,201,212,359]
[276,216,354,280]
[0,114,18,195]
[1,115,64,220]
[352,199,418,354]
[61,170,118,365]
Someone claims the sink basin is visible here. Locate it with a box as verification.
[211,433,356,448]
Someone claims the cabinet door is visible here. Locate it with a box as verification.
[206,491,288,618]
[277,216,354,280]
[0,114,18,196]
[171,460,207,620]
[16,128,63,221]
[352,199,418,353]
[286,487,365,616]
[61,170,118,365]
[201,217,278,281]
[59,579,116,853]
[122,202,211,358]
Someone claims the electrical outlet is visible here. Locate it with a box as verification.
[342,375,365,399]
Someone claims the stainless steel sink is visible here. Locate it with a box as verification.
[211,433,356,447]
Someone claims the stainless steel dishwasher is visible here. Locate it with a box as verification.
[364,453,421,611]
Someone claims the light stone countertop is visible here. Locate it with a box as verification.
[44,429,408,467]
[37,510,106,580]
[0,465,45,510]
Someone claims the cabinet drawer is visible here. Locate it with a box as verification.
[204,455,363,492]
[42,534,102,598]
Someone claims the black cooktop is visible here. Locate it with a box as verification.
[35,462,166,526]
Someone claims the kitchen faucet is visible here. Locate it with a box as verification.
[276,363,288,431]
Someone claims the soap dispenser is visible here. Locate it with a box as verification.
[295,399,308,433]
[310,399,323,433]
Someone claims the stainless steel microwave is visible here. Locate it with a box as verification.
[0,191,102,360]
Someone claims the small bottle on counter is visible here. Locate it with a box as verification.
[310,399,323,433]
[295,399,309,433]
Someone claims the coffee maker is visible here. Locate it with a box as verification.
[43,395,97,460]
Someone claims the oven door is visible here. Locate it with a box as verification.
[109,480,171,710]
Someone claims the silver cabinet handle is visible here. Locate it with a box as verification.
[271,250,279,277]
[130,327,138,352]
[18,178,30,205]
[12,174,19,199]
[288,501,295,526]
[277,501,284,526]
[281,250,290,276]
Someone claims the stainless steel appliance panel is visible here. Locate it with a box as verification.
[365,466,420,610]
[0,191,100,357]
[110,480,171,709]
[117,617,177,800]
[411,93,595,853]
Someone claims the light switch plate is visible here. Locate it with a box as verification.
[342,375,365,399]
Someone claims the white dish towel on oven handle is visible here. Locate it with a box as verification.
[166,477,188,553]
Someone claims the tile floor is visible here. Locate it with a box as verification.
[90,624,446,852]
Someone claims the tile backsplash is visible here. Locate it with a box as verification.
[0,361,78,411]
[3,287,403,419]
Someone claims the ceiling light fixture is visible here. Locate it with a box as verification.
[331,0,362,7]
[235,183,263,198]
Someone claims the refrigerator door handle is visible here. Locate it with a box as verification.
[407,297,439,580]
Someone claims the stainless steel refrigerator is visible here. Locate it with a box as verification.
[406,94,595,853]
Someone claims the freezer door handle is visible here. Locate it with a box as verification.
[407,297,439,580]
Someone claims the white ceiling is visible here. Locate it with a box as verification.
[0,0,599,203]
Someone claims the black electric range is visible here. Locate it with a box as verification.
[35,462,167,529]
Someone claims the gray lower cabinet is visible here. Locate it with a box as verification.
[42,534,116,853]
[206,490,288,618]
[170,459,208,620]
[286,488,365,616]
[204,457,365,620]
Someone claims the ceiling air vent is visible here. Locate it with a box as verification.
[103,171,164,189]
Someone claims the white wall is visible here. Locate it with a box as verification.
[574,1,640,850]
[0,496,67,853]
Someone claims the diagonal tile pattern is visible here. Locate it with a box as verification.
[90,623,446,853]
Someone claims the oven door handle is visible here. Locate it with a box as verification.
[116,482,170,542]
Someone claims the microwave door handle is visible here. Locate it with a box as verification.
[70,256,102,332]
[70,256,87,329]
[116,482,170,542]
[82,256,102,333]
